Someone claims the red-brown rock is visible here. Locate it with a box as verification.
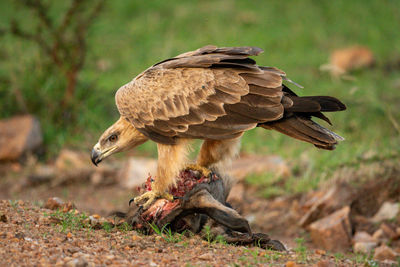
[55,149,88,170]
[313,260,335,267]
[300,183,354,227]
[327,46,375,77]
[380,223,399,240]
[0,115,42,161]
[44,197,75,211]
[227,182,245,203]
[309,206,352,252]
[44,197,64,210]
[373,245,398,261]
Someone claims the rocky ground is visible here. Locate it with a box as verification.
[1,120,400,266]
[0,200,384,266]
[1,152,400,266]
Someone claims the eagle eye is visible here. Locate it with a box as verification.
[108,134,118,142]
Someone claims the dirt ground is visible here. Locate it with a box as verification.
[0,200,364,266]
[1,159,399,266]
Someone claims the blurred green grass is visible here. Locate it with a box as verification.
[0,0,399,194]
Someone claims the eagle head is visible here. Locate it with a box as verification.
[91,117,148,166]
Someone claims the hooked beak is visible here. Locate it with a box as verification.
[91,143,102,166]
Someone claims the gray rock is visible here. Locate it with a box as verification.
[118,157,157,189]
[353,242,377,254]
[353,231,376,243]
[371,202,399,223]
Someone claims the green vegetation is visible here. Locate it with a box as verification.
[294,237,308,263]
[45,209,91,233]
[202,225,213,244]
[101,221,114,233]
[263,250,283,263]
[44,209,132,234]
[149,223,183,243]
[1,1,399,191]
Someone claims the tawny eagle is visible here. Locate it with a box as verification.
[91,45,346,208]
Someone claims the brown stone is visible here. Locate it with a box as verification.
[352,231,376,243]
[28,165,55,185]
[90,172,103,185]
[371,202,399,223]
[309,206,352,252]
[198,252,213,261]
[226,182,245,203]
[328,46,375,76]
[313,260,335,267]
[229,154,290,181]
[55,149,88,170]
[380,223,399,240]
[300,182,354,227]
[0,115,42,161]
[353,242,377,254]
[44,197,75,211]
[372,229,385,240]
[285,261,299,267]
[373,245,397,261]
[118,157,157,189]
[44,197,64,210]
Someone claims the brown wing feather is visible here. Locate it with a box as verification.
[115,46,289,144]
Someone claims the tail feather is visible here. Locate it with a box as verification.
[286,96,346,113]
[261,116,344,150]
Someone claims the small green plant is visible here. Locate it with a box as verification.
[365,259,379,267]
[238,256,248,263]
[213,234,228,245]
[118,222,133,232]
[203,225,213,244]
[101,222,114,233]
[264,250,282,263]
[85,227,94,238]
[9,200,19,209]
[149,223,182,243]
[294,237,307,263]
[333,252,345,265]
[248,248,260,264]
[45,209,90,233]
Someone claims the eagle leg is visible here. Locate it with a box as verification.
[134,139,189,209]
[197,136,242,168]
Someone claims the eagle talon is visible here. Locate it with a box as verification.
[128,198,135,206]
[133,191,174,210]
[185,164,211,177]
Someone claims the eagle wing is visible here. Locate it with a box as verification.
[115,45,286,144]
